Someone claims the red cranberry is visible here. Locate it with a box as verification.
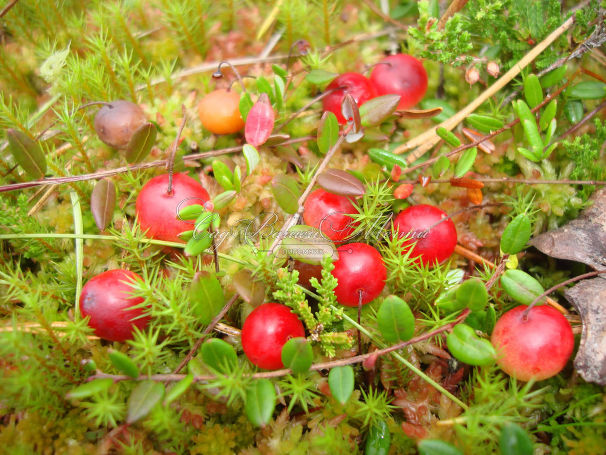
[369,54,428,110]
[303,189,358,242]
[80,269,150,342]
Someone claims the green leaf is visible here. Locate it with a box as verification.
[359,94,401,127]
[125,122,157,164]
[516,147,541,162]
[272,64,287,81]
[520,119,543,157]
[271,175,301,214]
[274,75,285,111]
[305,69,338,85]
[368,148,408,171]
[280,225,338,264]
[127,380,165,424]
[6,128,47,179]
[539,99,557,132]
[108,350,139,378]
[418,440,463,455]
[523,74,543,108]
[190,271,225,325]
[432,155,451,178]
[317,111,339,155]
[233,165,242,192]
[178,204,204,221]
[513,100,534,124]
[90,178,116,231]
[328,365,354,405]
[454,147,477,178]
[436,287,465,313]
[281,337,313,374]
[377,295,415,343]
[66,378,113,399]
[568,81,606,100]
[500,270,545,306]
[446,324,496,366]
[564,100,583,124]
[365,419,391,455]
[201,338,238,373]
[499,423,533,455]
[245,379,276,427]
[212,160,234,191]
[455,279,488,312]
[184,231,212,256]
[466,114,504,133]
[239,92,254,121]
[256,76,274,102]
[164,374,194,406]
[213,190,237,209]
[436,127,461,147]
[500,214,531,254]
[243,144,260,176]
[539,65,567,88]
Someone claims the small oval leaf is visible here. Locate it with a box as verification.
[317,111,339,155]
[342,93,363,143]
[499,423,534,455]
[127,380,165,424]
[436,127,461,147]
[523,74,543,108]
[271,175,301,214]
[420,99,456,123]
[125,122,157,164]
[213,190,237,209]
[281,337,313,374]
[245,93,276,147]
[466,114,504,132]
[455,278,488,312]
[365,419,391,455]
[317,168,366,197]
[539,65,567,88]
[454,147,477,178]
[109,350,139,378]
[212,160,234,191]
[377,295,415,343]
[397,106,444,119]
[66,378,114,400]
[500,214,532,255]
[164,374,194,406]
[91,178,116,231]
[539,99,557,132]
[239,92,254,121]
[368,148,408,171]
[328,365,354,405]
[432,155,451,178]
[201,338,238,373]
[568,81,606,100]
[306,69,338,85]
[280,225,338,265]
[418,440,463,455]
[359,94,401,126]
[245,379,276,427]
[184,231,212,256]
[233,270,267,307]
[7,128,47,179]
[190,271,225,326]
[243,144,260,176]
[446,324,496,366]
[564,100,584,124]
[500,270,545,305]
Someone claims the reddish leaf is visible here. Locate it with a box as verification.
[394,183,414,199]
[397,107,443,119]
[467,188,483,204]
[450,177,484,189]
[245,93,275,147]
[91,179,116,231]
[342,94,363,143]
[390,164,402,182]
[461,127,496,154]
[317,168,365,197]
[418,175,431,187]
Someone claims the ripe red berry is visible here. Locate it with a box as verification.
[241,302,306,370]
[302,189,359,242]
[491,305,574,382]
[392,204,457,266]
[135,173,210,243]
[322,72,376,124]
[94,100,147,149]
[79,269,150,342]
[198,89,245,135]
[369,54,428,110]
[332,243,386,306]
